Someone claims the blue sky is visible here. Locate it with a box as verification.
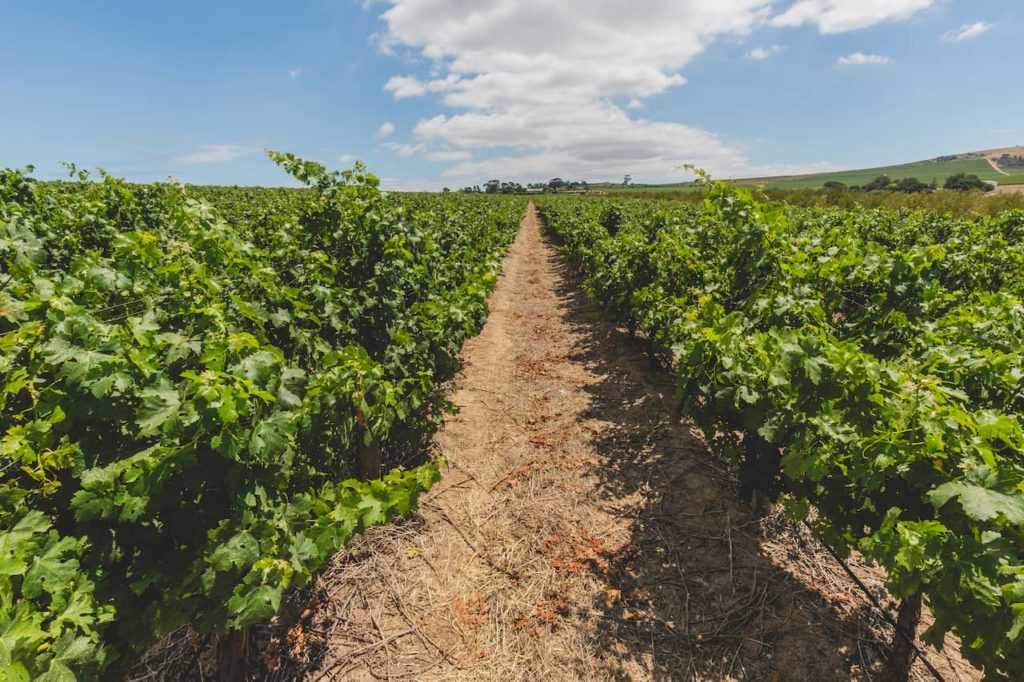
[1,1,1020,188]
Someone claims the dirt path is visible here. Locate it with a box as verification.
[986,156,1010,176]
[281,205,977,681]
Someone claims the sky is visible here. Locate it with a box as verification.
[1,1,1020,189]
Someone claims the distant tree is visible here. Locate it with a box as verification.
[943,173,990,192]
[442,187,451,193]
[548,177,566,189]
[892,177,931,193]
[623,174,632,186]
[863,175,892,192]
[497,181,523,194]
[823,181,846,190]
[484,179,500,194]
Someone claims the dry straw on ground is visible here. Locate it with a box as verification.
[131,206,979,682]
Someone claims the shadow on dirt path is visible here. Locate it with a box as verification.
[284,205,975,682]
[547,249,873,680]
[136,205,976,682]
[539,211,974,682]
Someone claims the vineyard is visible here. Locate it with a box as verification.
[0,155,523,679]
[537,182,1024,679]
[2,156,1024,681]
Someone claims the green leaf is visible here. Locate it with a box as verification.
[248,412,295,462]
[929,482,1024,525]
[276,367,306,410]
[226,585,281,627]
[37,661,77,682]
[136,380,181,436]
[233,349,280,387]
[21,536,81,600]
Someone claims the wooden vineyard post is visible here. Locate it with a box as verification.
[216,627,251,682]
[883,592,924,682]
[359,437,382,480]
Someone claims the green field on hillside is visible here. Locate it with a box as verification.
[744,157,1024,189]
[610,156,1024,193]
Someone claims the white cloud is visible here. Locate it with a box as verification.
[379,141,473,162]
[382,141,425,157]
[943,21,992,43]
[414,102,835,181]
[383,75,428,98]
[288,67,302,78]
[377,121,396,137]
[369,31,397,57]
[771,0,934,34]
[338,153,357,163]
[747,45,783,60]
[173,144,261,165]
[425,150,473,161]
[375,0,838,182]
[379,176,451,191]
[384,74,462,99]
[837,52,892,65]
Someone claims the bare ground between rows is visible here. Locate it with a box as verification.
[132,205,979,681]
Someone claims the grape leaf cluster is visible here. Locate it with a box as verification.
[0,155,524,679]
[538,184,1024,678]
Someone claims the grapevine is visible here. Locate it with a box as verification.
[537,185,1024,679]
[0,154,524,679]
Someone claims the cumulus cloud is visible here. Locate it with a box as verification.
[747,45,783,60]
[413,100,834,181]
[373,0,844,182]
[338,153,357,163]
[381,141,473,161]
[382,141,425,157]
[384,74,462,99]
[288,67,302,78]
[379,1,776,107]
[380,176,451,191]
[837,52,892,65]
[771,0,934,34]
[943,22,992,43]
[174,144,261,165]
[373,1,930,181]
[383,75,428,98]
[377,121,396,137]
[425,150,473,161]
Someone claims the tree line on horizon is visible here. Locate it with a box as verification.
[825,172,995,194]
[450,177,594,194]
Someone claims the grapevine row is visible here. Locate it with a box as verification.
[0,154,525,679]
[536,183,1024,679]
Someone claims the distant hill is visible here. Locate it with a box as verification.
[615,146,1024,193]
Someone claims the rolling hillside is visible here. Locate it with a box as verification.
[612,146,1024,192]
